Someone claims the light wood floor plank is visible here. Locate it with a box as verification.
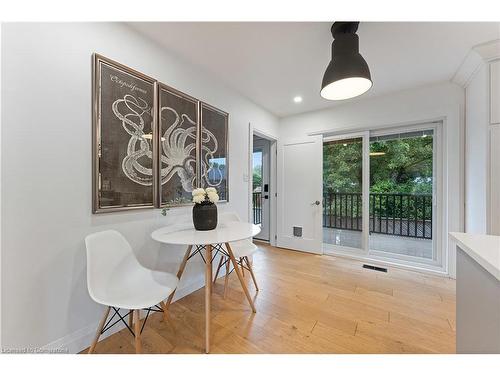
[82,243,455,354]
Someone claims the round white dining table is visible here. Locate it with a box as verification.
[151,221,260,353]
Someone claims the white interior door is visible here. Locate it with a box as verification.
[277,136,323,254]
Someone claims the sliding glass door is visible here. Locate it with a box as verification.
[323,135,366,252]
[322,122,441,270]
[369,128,437,264]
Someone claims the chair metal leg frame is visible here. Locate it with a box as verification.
[88,304,164,354]
[192,244,224,265]
[188,245,206,263]
[217,255,259,293]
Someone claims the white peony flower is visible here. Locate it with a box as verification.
[192,188,206,197]
[205,187,217,194]
[207,192,219,203]
[193,194,205,204]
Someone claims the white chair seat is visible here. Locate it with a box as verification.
[227,239,258,258]
[85,230,179,310]
[97,264,178,310]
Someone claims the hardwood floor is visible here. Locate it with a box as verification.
[85,243,456,354]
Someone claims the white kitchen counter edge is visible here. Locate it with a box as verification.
[449,232,500,281]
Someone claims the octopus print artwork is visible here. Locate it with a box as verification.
[200,103,229,201]
[92,54,230,213]
[93,55,156,212]
[158,85,198,205]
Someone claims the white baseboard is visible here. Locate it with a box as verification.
[42,276,207,354]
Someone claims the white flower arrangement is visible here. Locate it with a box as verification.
[192,187,219,204]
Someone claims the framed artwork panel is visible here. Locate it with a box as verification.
[157,83,199,206]
[92,54,158,213]
[199,102,229,202]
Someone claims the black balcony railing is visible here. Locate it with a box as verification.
[323,191,432,239]
[253,192,262,224]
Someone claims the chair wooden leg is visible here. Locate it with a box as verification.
[129,309,133,328]
[88,306,110,354]
[159,301,170,324]
[245,256,259,291]
[163,245,193,314]
[134,310,142,354]
[213,255,224,284]
[226,243,256,313]
[223,257,230,299]
[240,257,245,276]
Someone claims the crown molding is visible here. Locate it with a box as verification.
[452,39,500,88]
[474,39,500,62]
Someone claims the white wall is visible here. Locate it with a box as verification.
[278,82,465,277]
[464,64,489,234]
[1,23,278,352]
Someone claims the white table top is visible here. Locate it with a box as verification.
[151,221,261,245]
[449,232,500,281]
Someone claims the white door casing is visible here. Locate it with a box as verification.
[277,136,323,254]
[254,137,271,241]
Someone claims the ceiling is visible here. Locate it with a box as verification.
[129,22,500,118]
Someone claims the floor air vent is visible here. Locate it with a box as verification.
[362,264,387,273]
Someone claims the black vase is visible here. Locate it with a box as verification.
[192,202,218,231]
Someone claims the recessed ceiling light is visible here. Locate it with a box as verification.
[293,96,303,103]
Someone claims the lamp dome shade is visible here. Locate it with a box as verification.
[321,22,372,101]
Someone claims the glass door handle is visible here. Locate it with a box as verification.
[312,200,321,205]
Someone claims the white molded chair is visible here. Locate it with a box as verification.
[214,212,259,297]
[85,230,178,354]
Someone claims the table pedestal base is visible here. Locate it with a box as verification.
[163,242,256,353]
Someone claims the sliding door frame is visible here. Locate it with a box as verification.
[322,121,445,274]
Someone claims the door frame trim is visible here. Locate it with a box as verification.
[248,124,278,246]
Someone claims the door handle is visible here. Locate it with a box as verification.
[312,200,321,206]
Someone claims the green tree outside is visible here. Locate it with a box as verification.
[323,135,433,194]
[323,134,434,222]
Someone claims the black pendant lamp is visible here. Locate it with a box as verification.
[320,22,372,100]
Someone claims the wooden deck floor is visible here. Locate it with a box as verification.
[85,243,456,354]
